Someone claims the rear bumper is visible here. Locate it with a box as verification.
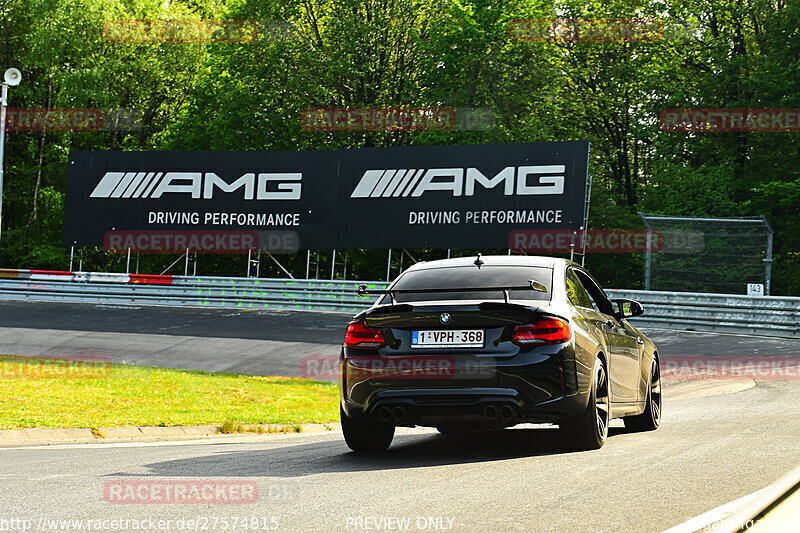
[341,389,586,427]
[340,345,587,427]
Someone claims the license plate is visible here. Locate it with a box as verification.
[411,330,485,348]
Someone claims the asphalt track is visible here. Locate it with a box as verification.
[2,299,800,378]
[0,379,799,533]
[3,299,800,532]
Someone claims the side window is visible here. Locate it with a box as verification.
[565,269,594,310]
[574,270,615,316]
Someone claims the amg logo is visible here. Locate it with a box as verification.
[350,165,566,198]
[89,172,302,200]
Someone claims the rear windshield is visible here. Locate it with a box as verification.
[380,265,553,304]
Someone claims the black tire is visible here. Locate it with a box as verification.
[559,357,609,450]
[624,356,662,432]
[340,406,394,452]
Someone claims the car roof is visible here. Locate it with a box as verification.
[403,255,577,272]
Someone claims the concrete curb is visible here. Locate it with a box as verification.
[663,463,800,533]
[663,378,756,400]
[0,423,340,447]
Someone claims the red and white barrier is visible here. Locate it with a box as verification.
[0,269,173,285]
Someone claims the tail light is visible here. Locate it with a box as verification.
[344,320,386,349]
[512,316,571,345]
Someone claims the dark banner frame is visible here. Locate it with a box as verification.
[64,141,590,250]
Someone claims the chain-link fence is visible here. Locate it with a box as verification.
[639,213,773,295]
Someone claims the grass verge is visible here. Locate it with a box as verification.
[0,356,338,430]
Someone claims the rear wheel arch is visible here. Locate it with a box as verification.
[624,352,662,432]
[596,351,612,400]
[576,351,610,412]
[560,352,610,450]
[644,350,659,398]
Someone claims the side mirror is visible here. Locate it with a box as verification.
[610,298,644,319]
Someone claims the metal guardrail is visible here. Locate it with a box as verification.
[607,288,800,338]
[0,273,797,338]
[0,274,388,313]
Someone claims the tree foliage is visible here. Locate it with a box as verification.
[1,0,799,293]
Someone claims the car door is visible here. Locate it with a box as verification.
[564,267,608,358]
[572,269,643,403]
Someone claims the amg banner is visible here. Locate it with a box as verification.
[63,142,589,251]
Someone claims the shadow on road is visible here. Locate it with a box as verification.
[125,426,627,479]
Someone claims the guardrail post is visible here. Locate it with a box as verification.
[645,232,652,290]
[331,249,336,280]
[639,212,652,290]
[763,215,774,296]
[0,81,9,252]
[69,246,74,272]
[386,249,392,281]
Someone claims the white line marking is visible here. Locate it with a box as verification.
[0,433,339,451]
[0,426,436,452]
[661,489,764,533]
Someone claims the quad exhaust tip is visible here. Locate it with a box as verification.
[391,406,407,422]
[379,403,514,423]
[376,405,409,423]
[483,404,515,421]
[376,406,393,423]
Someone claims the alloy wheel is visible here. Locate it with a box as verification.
[650,359,662,426]
[595,363,610,441]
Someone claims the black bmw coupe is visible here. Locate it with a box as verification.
[340,255,661,451]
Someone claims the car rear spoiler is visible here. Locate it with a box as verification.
[357,280,548,305]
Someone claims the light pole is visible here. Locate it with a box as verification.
[0,68,22,252]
